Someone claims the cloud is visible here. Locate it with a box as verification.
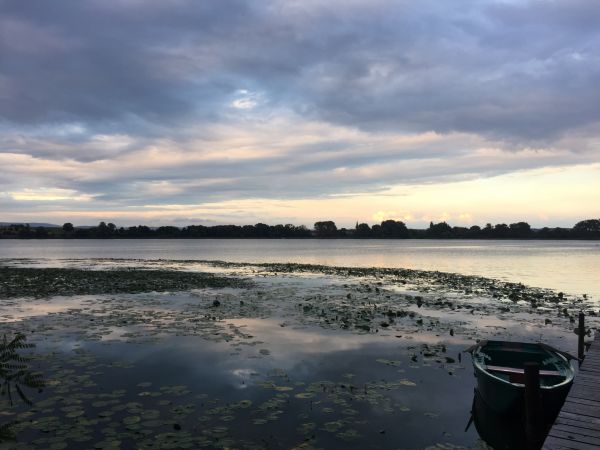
[8,188,94,202]
[0,0,599,225]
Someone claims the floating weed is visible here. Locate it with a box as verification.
[375,359,402,367]
[294,392,315,399]
[297,422,316,435]
[322,420,345,433]
[337,428,362,441]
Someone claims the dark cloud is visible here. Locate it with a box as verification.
[1,0,599,139]
[1,0,599,221]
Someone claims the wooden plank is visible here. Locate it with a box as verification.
[570,374,600,384]
[571,381,600,391]
[568,388,600,402]
[560,402,600,418]
[570,380,600,390]
[552,423,600,439]
[557,411,600,426]
[572,374,600,384]
[583,357,600,364]
[571,378,600,388]
[555,416,600,433]
[562,396,600,408]
[544,435,600,450]
[548,428,600,446]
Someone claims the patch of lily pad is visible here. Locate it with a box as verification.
[0,267,251,299]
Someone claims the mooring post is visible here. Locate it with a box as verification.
[524,361,542,450]
[578,311,585,365]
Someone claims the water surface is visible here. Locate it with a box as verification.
[1,239,598,299]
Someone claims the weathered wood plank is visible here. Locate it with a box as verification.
[568,388,600,402]
[556,411,600,426]
[562,396,600,407]
[571,374,600,384]
[543,334,600,449]
[548,428,600,446]
[570,377,600,387]
[544,435,600,450]
[552,423,600,439]
[555,416,600,433]
[560,402,600,418]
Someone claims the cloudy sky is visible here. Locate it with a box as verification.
[1,0,599,228]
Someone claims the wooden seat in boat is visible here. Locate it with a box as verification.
[486,364,561,377]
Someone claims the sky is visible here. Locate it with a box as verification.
[1,0,599,228]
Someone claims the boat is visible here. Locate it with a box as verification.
[466,340,576,415]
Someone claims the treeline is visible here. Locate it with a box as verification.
[1,218,599,240]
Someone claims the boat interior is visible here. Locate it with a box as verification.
[475,341,572,386]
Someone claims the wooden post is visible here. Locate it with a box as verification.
[524,362,542,450]
[578,311,585,365]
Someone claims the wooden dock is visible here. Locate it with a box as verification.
[543,333,600,449]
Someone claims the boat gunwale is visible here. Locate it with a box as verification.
[472,341,575,390]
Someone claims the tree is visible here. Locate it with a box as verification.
[380,220,408,238]
[314,221,338,238]
[573,219,600,237]
[62,223,74,233]
[355,223,371,238]
[509,222,531,238]
[254,223,270,238]
[427,221,453,238]
[493,223,510,238]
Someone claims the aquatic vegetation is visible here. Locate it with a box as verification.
[0,258,597,449]
[0,333,45,442]
[0,267,252,299]
[0,333,44,406]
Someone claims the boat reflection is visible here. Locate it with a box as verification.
[471,389,557,450]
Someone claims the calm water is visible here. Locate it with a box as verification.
[2,242,595,449]
[1,239,599,299]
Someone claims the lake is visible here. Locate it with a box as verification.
[1,239,598,300]
[1,243,598,449]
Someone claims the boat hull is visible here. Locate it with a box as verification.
[469,340,575,417]
[474,363,572,415]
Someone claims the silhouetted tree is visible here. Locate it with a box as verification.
[380,220,408,238]
[427,221,453,238]
[509,222,531,238]
[355,223,371,238]
[254,223,270,238]
[314,221,338,238]
[62,223,74,234]
[573,219,600,238]
[156,226,180,237]
[493,223,510,238]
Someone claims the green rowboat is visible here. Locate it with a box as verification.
[467,340,575,415]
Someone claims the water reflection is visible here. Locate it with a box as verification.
[471,388,559,450]
[1,239,599,298]
[471,389,527,449]
[15,320,483,449]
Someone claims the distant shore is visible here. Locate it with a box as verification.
[1,218,599,240]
